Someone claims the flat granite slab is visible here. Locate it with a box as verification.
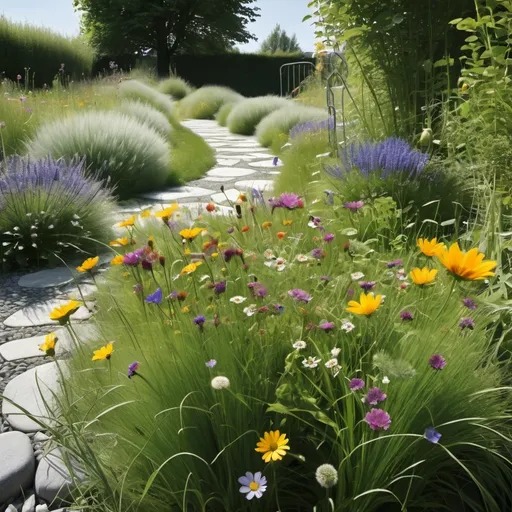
[18,268,74,289]
[140,186,215,201]
[206,167,256,178]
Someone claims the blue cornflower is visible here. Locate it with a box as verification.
[145,288,162,304]
[425,427,442,444]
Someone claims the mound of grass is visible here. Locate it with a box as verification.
[178,86,243,119]
[255,105,328,151]
[215,102,237,127]
[0,156,114,263]
[119,80,176,123]
[226,96,291,135]
[28,111,171,199]
[169,125,216,182]
[157,76,194,99]
[119,100,172,138]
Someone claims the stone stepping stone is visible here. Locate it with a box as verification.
[210,189,241,203]
[217,158,241,167]
[234,179,275,192]
[216,147,268,153]
[208,142,230,148]
[2,362,66,432]
[58,282,97,300]
[0,431,35,503]
[0,324,98,361]
[140,186,214,201]
[3,299,93,328]
[198,176,235,183]
[206,167,256,178]
[18,268,74,289]
[249,159,283,168]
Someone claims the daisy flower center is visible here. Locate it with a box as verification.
[269,442,278,451]
[249,482,259,491]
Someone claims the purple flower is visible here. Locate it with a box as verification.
[349,378,365,391]
[288,288,312,303]
[193,315,206,329]
[141,259,153,271]
[250,188,266,206]
[254,284,268,298]
[425,427,442,444]
[429,354,446,370]
[123,252,140,266]
[343,201,364,212]
[272,156,279,166]
[359,281,376,291]
[400,311,414,321]
[459,317,475,330]
[227,227,235,234]
[145,288,163,304]
[462,298,477,310]
[290,118,333,139]
[128,361,139,379]
[320,275,330,282]
[323,233,335,243]
[319,321,335,333]
[223,248,237,262]
[275,304,285,314]
[312,248,324,259]
[365,409,391,431]
[205,359,217,368]
[387,259,403,268]
[366,387,387,405]
[272,192,303,211]
[214,281,226,294]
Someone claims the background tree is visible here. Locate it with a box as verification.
[74,0,260,77]
[260,24,302,55]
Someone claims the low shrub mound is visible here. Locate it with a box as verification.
[119,100,172,138]
[0,156,114,263]
[255,105,327,150]
[157,76,194,99]
[119,80,176,123]
[28,111,171,199]
[179,86,244,119]
[226,96,291,135]
[216,102,237,127]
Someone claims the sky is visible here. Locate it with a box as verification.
[1,0,316,52]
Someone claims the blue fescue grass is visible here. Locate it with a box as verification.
[157,76,194,99]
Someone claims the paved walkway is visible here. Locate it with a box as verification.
[0,120,279,511]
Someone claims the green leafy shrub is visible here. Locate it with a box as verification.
[118,100,172,138]
[255,105,327,150]
[157,76,194,99]
[0,156,114,264]
[216,102,237,126]
[28,111,171,199]
[0,17,93,88]
[119,80,176,123]
[179,86,243,119]
[226,96,291,135]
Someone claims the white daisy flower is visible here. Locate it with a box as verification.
[351,272,365,280]
[382,376,390,384]
[230,296,246,304]
[276,264,286,272]
[295,254,309,262]
[302,356,321,369]
[293,340,307,350]
[238,471,267,500]
[325,358,338,369]
[264,249,275,260]
[341,320,355,333]
[243,304,258,317]
[331,347,341,357]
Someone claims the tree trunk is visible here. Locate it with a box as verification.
[155,18,170,78]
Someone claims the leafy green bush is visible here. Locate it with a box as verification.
[179,86,243,119]
[157,76,194,99]
[118,100,172,138]
[216,102,237,126]
[0,156,114,263]
[226,96,291,135]
[48,200,511,512]
[255,105,327,150]
[28,111,171,199]
[0,17,93,88]
[119,80,176,123]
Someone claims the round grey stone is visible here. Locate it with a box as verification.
[21,494,36,512]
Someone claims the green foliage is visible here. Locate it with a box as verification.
[226,96,291,135]
[118,100,172,138]
[178,86,244,119]
[28,111,172,199]
[260,23,302,54]
[157,76,194,99]
[255,105,327,150]
[119,80,176,123]
[169,125,216,182]
[215,102,237,126]
[0,17,93,88]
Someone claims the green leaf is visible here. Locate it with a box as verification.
[449,17,463,25]
[302,14,313,22]
[456,17,478,31]
[465,35,479,42]
[440,219,456,227]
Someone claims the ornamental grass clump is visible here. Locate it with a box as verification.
[157,76,194,99]
[216,102,238,126]
[118,100,172,138]
[27,111,171,199]
[46,195,512,511]
[0,156,114,262]
[178,85,244,119]
[226,96,291,135]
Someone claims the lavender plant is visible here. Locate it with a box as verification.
[0,156,114,262]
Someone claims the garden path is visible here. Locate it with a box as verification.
[0,120,279,511]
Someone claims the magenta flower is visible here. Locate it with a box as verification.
[223,248,237,262]
[123,252,140,266]
[462,298,477,310]
[459,317,475,330]
[127,361,139,379]
[365,409,391,431]
[323,233,335,243]
[271,192,304,211]
[366,387,387,405]
[359,281,376,291]
[387,259,403,268]
[319,321,335,333]
[320,275,330,282]
[400,311,414,321]
[141,259,153,270]
[311,248,325,259]
[349,378,365,390]
[429,354,446,370]
[288,288,312,303]
[227,226,235,234]
[343,200,364,212]
[17,74,22,80]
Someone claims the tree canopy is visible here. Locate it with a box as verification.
[260,24,302,55]
[74,0,260,76]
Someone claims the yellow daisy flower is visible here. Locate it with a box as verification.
[180,261,202,275]
[39,333,57,357]
[92,343,114,361]
[76,256,99,273]
[111,255,124,265]
[417,238,445,257]
[49,300,81,325]
[109,237,129,247]
[437,242,497,280]
[410,267,438,285]
[117,216,135,228]
[255,430,290,463]
[346,293,382,316]
[179,227,204,241]
[154,204,179,220]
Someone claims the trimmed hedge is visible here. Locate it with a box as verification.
[0,17,93,88]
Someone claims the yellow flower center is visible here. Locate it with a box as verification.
[249,482,259,491]
[269,442,278,451]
